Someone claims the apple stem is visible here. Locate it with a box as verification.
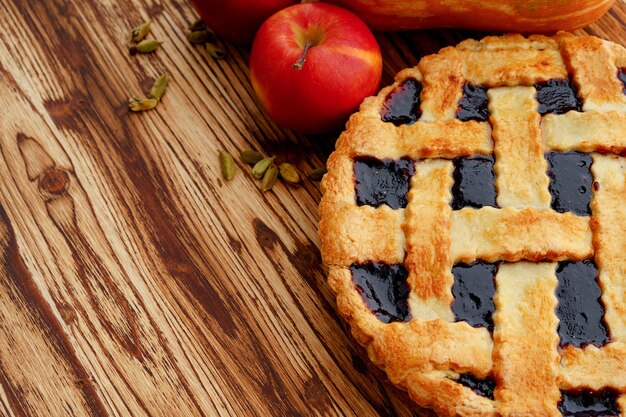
[293,40,312,71]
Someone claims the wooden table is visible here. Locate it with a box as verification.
[0,1,624,416]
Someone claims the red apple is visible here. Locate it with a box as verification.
[249,3,382,134]
[191,0,297,44]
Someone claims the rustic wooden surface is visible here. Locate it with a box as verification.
[0,1,624,416]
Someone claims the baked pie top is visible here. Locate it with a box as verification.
[318,33,626,416]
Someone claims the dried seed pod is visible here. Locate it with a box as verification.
[130,20,152,43]
[310,167,327,181]
[240,150,264,165]
[206,42,225,59]
[261,164,278,192]
[252,156,276,179]
[149,74,170,100]
[129,97,158,112]
[219,150,236,181]
[279,163,301,185]
[129,39,162,55]
[187,30,211,44]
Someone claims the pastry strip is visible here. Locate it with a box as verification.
[341,115,492,159]
[450,207,592,264]
[371,321,493,381]
[319,203,405,266]
[320,152,357,205]
[418,46,465,122]
[460,48,567,87]
[560,342,626,390]
[492,262,560,417]
[543,111,626,155]
[489,86,551,209]
[590,155,626,340]
[559,34,626,112]
[404,160,454,321]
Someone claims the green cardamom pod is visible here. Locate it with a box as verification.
[310,166,327,181]
[240,150,264,165]
[187,30,211,44]
[129,97,158,112]
[279,163,301,185]
[206,42,225,59]
[130,39,162,55]
[252,156,276,179]
[149,74,169,100]
[130,20,152,43]
[219,150,236,181]
[189,19,206,32]
[261,164,278,192]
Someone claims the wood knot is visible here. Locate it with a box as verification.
[56,300,78,324]
[39,168,70,196]
[253,218,279,250]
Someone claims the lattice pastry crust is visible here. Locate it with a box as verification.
[319,33,626,416]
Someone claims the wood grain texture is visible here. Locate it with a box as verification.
[0,0,624,416]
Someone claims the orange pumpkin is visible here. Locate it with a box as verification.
[324,0,617,32]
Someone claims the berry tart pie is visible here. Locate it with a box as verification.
[319,33,626,416]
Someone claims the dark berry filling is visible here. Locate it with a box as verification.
[451,155,497,210]
[535,79,582,115]
[451,262,497,331]
[457,374,496,400]
[456,83,490,122]
[381,79,422,125]
[559,389,620,417]
[618,68,626,94]
[556,260,609,348]
[546,151,593,216]
[354,157,415,209]
[351,262,411,324]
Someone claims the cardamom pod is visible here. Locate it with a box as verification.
[129,39,162,55]
[240,150,264,165]
[149,74,169,100]
[261,164,278,192]
[187,30,211,44]
[219,150,236,181]
[279,163,301,185]
[130,20,152,43]
[189,19,206,32]
[252,156,276,179]
[310,166,327,181]
[206,42,225,59]
[129,97,158,112]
